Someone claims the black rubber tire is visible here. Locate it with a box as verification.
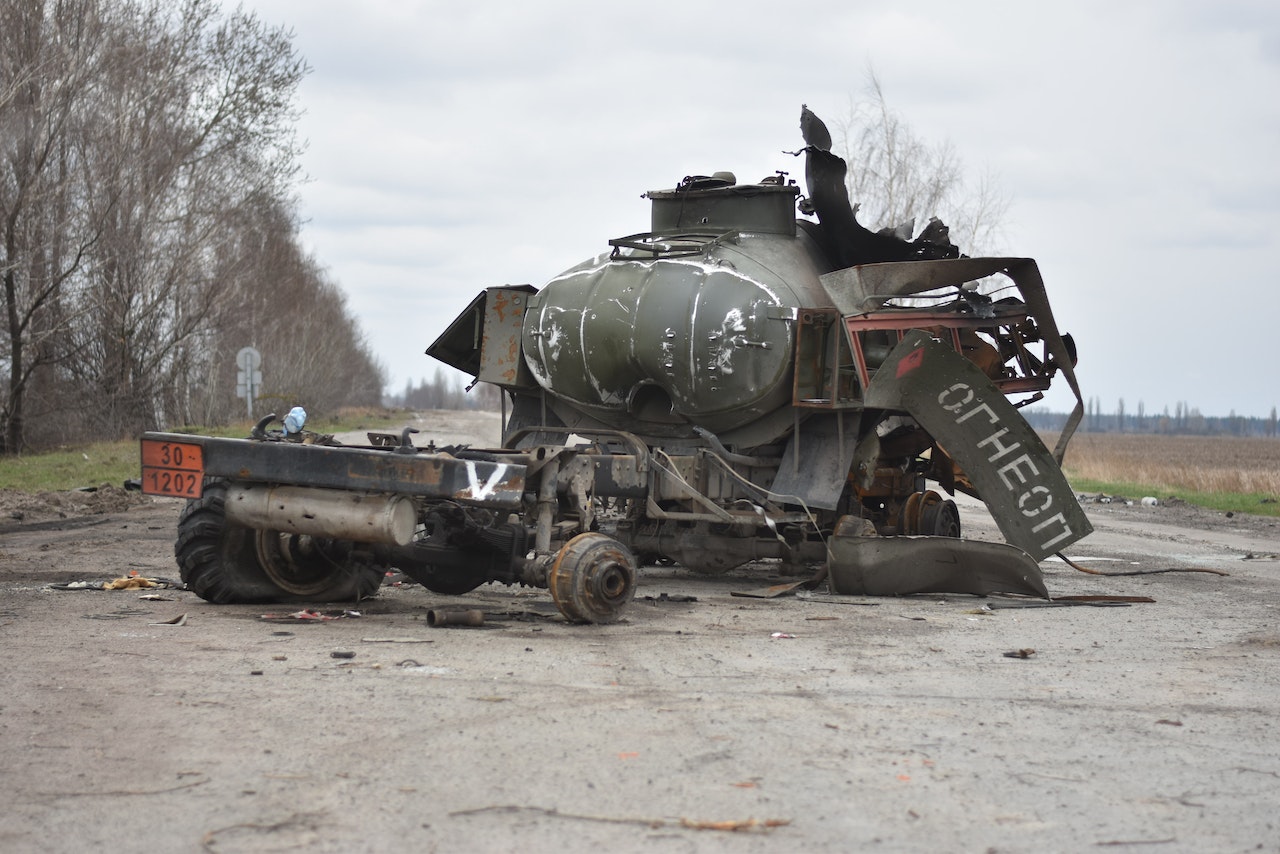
[921,497,962,539]
[175,480,384,604]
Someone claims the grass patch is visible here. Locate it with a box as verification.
[0,408,414,493]
[1048,432,1280,518]
[1069,477,1280,518]
[0,441,143,493]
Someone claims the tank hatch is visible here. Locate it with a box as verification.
[647,174,799,236]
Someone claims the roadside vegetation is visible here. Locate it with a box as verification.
[0,408,410,493]
[1052,432,1280,518]
[2,0,384,457]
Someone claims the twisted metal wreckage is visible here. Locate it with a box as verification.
[141,107,1091,623]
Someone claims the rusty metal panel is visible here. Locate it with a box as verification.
[820,257,1032,316]
[862,331,1091,560]
[827,535,1048,597]
[478,286,538,388]
[770,412,862,511]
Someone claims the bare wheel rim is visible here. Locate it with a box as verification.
[548,532,637,624]
[921,496,961,539]
[255,530,346,596]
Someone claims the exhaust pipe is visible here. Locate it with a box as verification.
[223,484,416,546]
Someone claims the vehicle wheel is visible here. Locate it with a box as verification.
[899,491,924,535]
[176,481,284,603]
[254,530,385,602]
[548,533,637,624]
[176,480,384,604]
[920,495,961,539]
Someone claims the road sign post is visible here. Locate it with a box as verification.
[235,346,262,420]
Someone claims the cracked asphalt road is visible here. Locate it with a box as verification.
[3,415,1277,852]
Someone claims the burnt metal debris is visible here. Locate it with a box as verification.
[141,107,1090,623]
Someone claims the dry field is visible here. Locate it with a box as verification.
[1049,431,1280,496]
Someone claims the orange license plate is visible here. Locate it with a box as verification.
[140,439,204,499]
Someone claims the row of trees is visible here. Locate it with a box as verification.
[1,0,383,454]
[1026,400,1280,437]
[391,369,501,413]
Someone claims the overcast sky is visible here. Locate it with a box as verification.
[240,0,1278,419]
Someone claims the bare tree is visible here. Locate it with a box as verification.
[1,0,445,450]
[62,0,308,437]
[0,0,113,452]
[204,196,385,422]
[829,73,1011,256]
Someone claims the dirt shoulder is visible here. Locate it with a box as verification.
[3,448,1279,851]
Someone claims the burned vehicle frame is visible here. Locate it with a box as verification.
[141,107,1090,623]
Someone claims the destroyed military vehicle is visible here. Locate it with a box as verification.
[140,107,1091,623]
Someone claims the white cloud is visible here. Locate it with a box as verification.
[243,0,1279,417]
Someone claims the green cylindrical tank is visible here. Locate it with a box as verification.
[521,179,834,445]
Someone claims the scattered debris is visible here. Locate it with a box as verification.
[199,812,327,849]
[986,599,1135,609]
[330,650,356,659]
[427,609,485,628]
[36,776,209,798]
[448,804,789,833]
[396,661,450,675]
[770,632,796,639]
[260,609,361,622]
[641,593,698,603]
[795,590,879,606]
[50,575,181,591]
[151,614,187,626]
[1057,553,1228,578]
[82,607,152,620]
[103,575,158,589]
[1096,838,1178,848]
[360,637,434,644]
[1002,648,1036,659]
[732,581,810,599]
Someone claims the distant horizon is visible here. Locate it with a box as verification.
[1024,402,1274,435]
[1025,402,1278,423]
